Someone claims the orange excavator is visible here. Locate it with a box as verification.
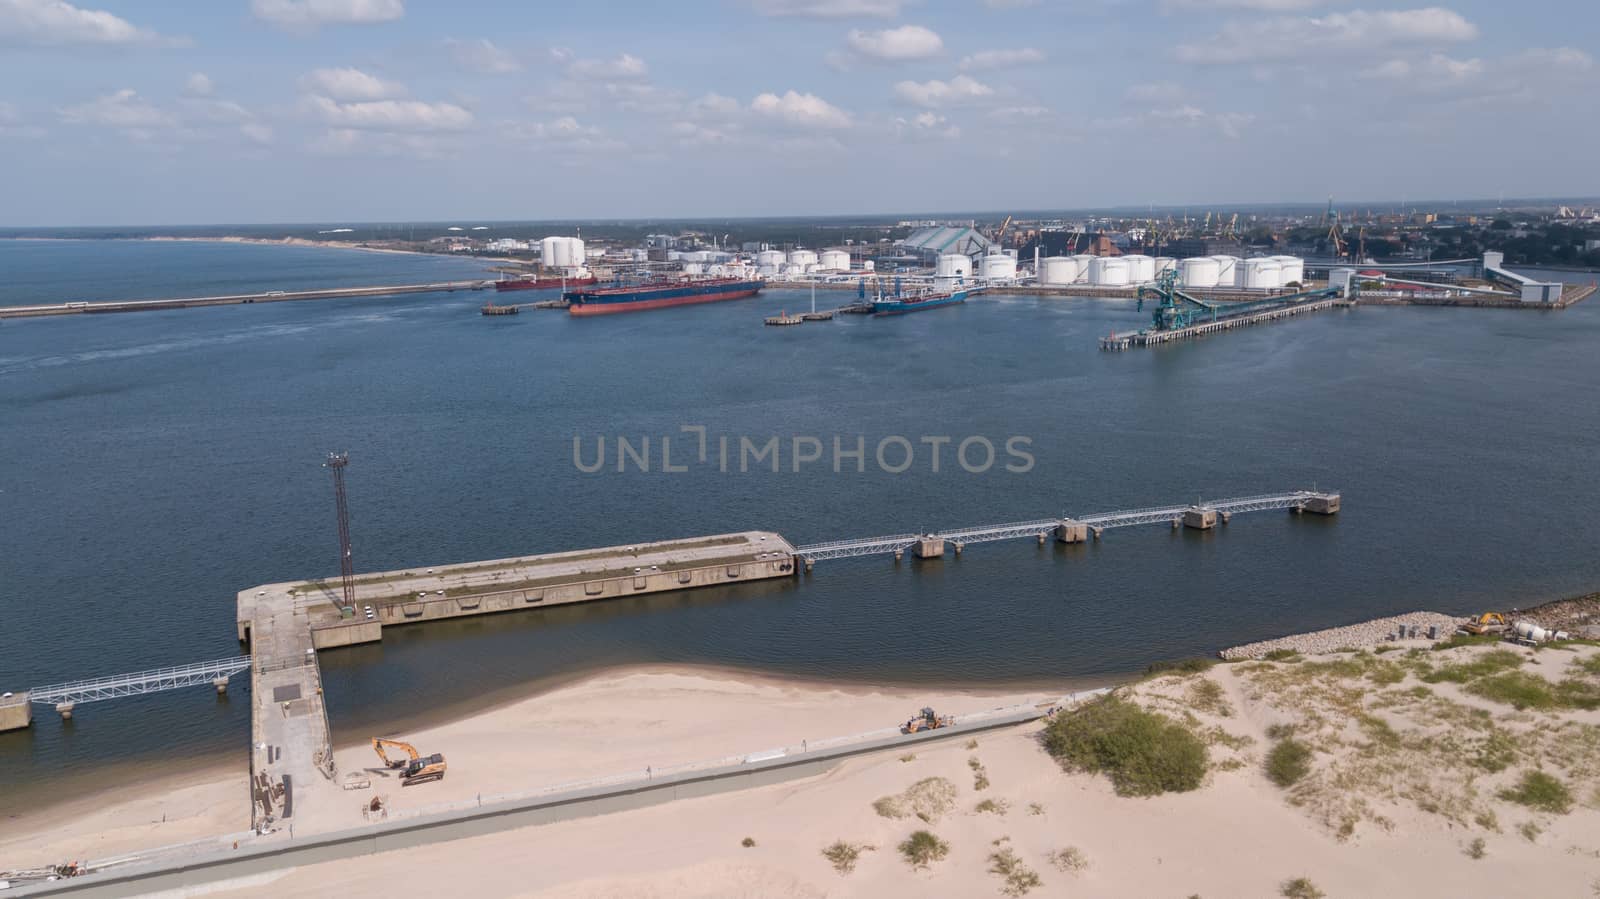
[372,737,447,786]
[1460,612,1510,636]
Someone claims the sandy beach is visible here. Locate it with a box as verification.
[6,636,1599,897]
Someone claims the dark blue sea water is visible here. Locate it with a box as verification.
[3,239,1599,807]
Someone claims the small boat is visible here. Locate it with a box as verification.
[872,287,975,316]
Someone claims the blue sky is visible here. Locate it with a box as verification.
[1,0,1595,225]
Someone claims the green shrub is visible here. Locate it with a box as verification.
[873,777,957,822]
[1422,649,1525,684]
[1046,846,1089,872]
[1572,654,1600,676]
[741,836,756,848]
[1468,671,1556,709]
[1187,678,1232,716]
[1465,837,1486,859]
[1265,723,1296,740]
[1473,731,1518,773]
[1042,696,1208,797]
[821,840,872,874]
[1498,770,1573,814]
[1431,633,1505,651]
[988,848,1042,896]
[1280,877,1326,899]
[1266,738,1314,787]
[1145,657,1217,677]
[974,798,1010,815]
[1263,649,1302,663]
[899,830,949,870]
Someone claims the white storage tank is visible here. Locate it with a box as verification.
[1039,256,1080,286]
[1122,254,1156,283]
[1211,255,1241,288]
[1179,257,1221,288]
[756,250,786,269]
[1241,258,1282,289]
[1071,254,1096,283]
[1088,256,1130,287]
[936,254,973,278]
[788,250,818,267]
[781,263,804,276]
[1273,255,1305,287]
[1154,257,1177,276]
[804,263,820,273]
[862,260,875,271]
[980,254,1017,281]
[818,250,850,271]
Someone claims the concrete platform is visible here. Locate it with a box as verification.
[0,691,31,731]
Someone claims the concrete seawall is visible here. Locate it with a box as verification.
[14,698,1092,897]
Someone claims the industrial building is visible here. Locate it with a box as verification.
[899,226,991,264]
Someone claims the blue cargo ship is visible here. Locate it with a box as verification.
[564,278,763,316]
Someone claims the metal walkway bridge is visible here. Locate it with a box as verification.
[792,491,1338,563]
[29,656,252,707]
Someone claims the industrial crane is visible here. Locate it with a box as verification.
[994,214,1013,245]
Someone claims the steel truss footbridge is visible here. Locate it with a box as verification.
[792,491,1337,563]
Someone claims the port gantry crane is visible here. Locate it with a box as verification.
[1136,268,1346,333]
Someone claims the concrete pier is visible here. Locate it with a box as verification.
[0,280,488,320]
[1302,494,1340,515]
[913,537,945,559]
[0,692,30,731]
[56,701,75,720]
[1183,507,1218,530]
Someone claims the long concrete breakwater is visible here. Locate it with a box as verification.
[0,281,489,319]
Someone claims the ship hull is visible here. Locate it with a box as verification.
[496,275,596,292]
[872,292,968,316]
[567,280,764,316]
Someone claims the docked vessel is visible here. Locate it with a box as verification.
[872,286,979,316]
[494,273,596,292]
[565,278,764,316]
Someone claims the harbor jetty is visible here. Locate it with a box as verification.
[0,281,490,319]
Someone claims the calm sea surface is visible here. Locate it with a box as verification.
[3,239,1599,806]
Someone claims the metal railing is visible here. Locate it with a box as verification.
[794,491,1338,562]
[29,656,252,705]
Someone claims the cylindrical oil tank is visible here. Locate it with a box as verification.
[1122,254,1156,283]
[1241,259,1282,289]
[862,260,875,271]
[1273,255,1305,286]
[1089,257,1130,286]
[756,250,786,268]
[818,250,850,271]
[1071,254,1096,283]
[540,236,562,268]
[1039,256,1079,285]
[936,254,972,278]
[1154,257,1177,276]
[781,263,804,276]
[1211,255,1241,288]
[788,250,818,267]
[804,263,820,273]
[1179,257,1221,288]
[568,238,585,266]
[980,254,1017,280]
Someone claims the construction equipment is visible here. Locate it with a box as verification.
[994,214,1013,245]
[1459,612,1509,636]
[901,707,954,735]
[372,737,448,786]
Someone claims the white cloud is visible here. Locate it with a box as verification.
[184,73,214,98]
[751,0,903,17]
[58,89,171,128]
[299,67,406,101]
[750,90,851,128]
[671,120,729,146]
[1178,7,1478,64]
[251,0,403,29]
[240,122,274,145]
[689,93,741,118]
[845,25,942,62]
[1125,81,1184,103]
[1363,53,1482,85]
[891,110,960,140]
[447,38,522,74]
[307,96,473,131]
[1164,0,1330,9]
[983,0,1040,7]
[0,0,177,46]
[989,105,1050,122]
[893,75,993,108]
[182,98,255,124]
[566,53,647,81]
[959,47,1045,71]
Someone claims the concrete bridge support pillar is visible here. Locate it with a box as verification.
[214,677,230,696]
[56,702,75,721]
[1091,527,1104,541]
[954,542,965,555]
[1055,520,1087,544]
[914,537,945,560]
[1183,507,1218,530]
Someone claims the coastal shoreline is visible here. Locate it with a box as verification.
[0,235,528,264]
